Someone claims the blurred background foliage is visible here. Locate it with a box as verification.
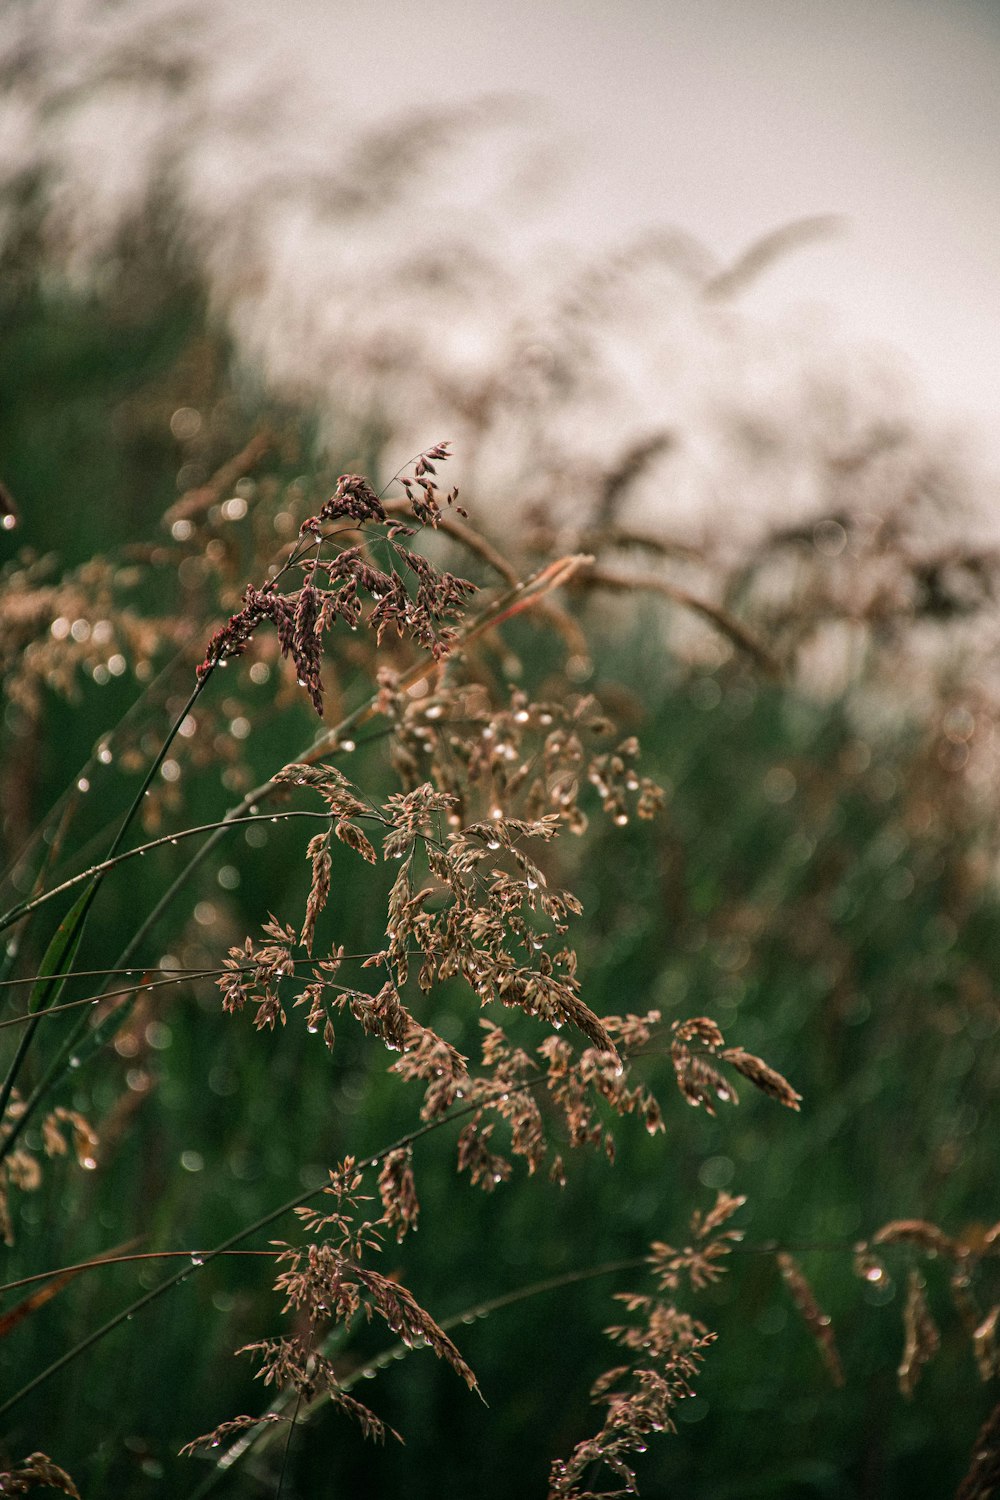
[2,107,1000,1500]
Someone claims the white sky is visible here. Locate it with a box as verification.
[249,0,1000,447]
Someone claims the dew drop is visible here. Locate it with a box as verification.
[339,739,356,753]
[81,1155,98,1171]
[77,777,90,793]
[98,745,113,765]
[190,1253,204,1267]
[526,877,538,890]
[68,1056,81,1069]
[864,1265,884,1283]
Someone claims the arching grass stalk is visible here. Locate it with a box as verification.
[0,1233,862,1306]
[0,1248,278,1297]
[0,811,336,935]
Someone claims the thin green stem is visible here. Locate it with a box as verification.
[0,811,333,935]
[0,1249,278,1297]
[0,680,208,1129]
[274,1390,302,1500]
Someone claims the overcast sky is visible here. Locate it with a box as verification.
[243,0,1000,446]
[6,0,998,477]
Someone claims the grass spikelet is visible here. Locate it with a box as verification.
[898,1268,940,1398]
[776,1252,844,1387]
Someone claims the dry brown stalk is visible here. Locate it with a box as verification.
[576,563,779,674]
[163,429,274,530]
[548,1192,744,1499]
[0,1452,80,1498]
[955,1399,1000,1500]
[776,1251,844,1388]
[973,1306,1000,1383]
[873,1220,958,1258]
[898,1268,941,1398]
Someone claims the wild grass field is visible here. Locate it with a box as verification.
[2,45,1000,1499]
